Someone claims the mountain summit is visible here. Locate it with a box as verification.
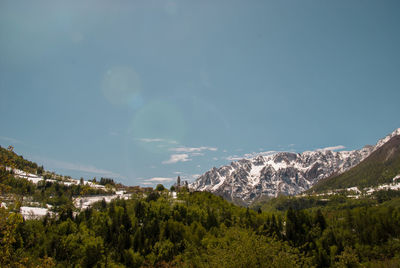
[190,128,400,205]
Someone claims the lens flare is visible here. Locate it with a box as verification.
[101,66,141,106]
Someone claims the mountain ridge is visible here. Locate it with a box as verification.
[190,128,400,205]
[310,133,400,192]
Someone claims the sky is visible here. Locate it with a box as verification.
[1,0,400,187]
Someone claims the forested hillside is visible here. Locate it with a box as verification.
[1,147,400,267]
[311,135,400,192]
[2,188,400,267]
[0,146,43,175]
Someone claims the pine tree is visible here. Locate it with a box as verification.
[315,209,326,231]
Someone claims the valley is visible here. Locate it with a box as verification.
[1,129,400,267]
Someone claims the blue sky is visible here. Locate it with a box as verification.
[1,0,399,187]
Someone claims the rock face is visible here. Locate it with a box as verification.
[190,128,400,205]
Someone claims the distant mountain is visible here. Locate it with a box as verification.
[190,128,400,205]
[311,132,400,193]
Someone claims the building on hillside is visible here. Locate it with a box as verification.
[174,176,188,192]
[142,187,153,193]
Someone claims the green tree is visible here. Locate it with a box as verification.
[156,184,165,191]
[0,209,23,266]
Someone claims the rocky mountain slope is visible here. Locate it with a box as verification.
[190,128,400,205]
[311,133,400,192]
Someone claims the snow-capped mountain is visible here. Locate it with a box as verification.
[190,128,400,205]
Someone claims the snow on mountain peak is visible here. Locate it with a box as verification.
[190,128,400,204]
[374,128,400,151]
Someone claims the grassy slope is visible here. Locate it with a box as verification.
[310,135,400,192]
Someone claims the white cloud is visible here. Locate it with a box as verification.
[226,155,242,161]
[140,177,176,186]
[160,145,217,165]
[138,138,166,143]
[144,177,175,182]
[137,138,178,144]
[162,154,191,164]
[170,146,217,153]
[317,145,346,152]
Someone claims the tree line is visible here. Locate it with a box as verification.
[1,189,400,267]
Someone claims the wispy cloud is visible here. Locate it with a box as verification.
[191,152,205,156]
[138,138,177,144]
[226,151,277,161]
[32,157,121,178]
[162,145,217,164]
[226,156,240,161]
[169,146,217,153]
[143,177,175,182]
[317,145,346,152]
[139,138,164,143]
[162,154,191,164]
[140,177,175,186]
[0,136,21,144]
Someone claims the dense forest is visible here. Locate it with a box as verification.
[2,147,400,267]
[1,188,400,267]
